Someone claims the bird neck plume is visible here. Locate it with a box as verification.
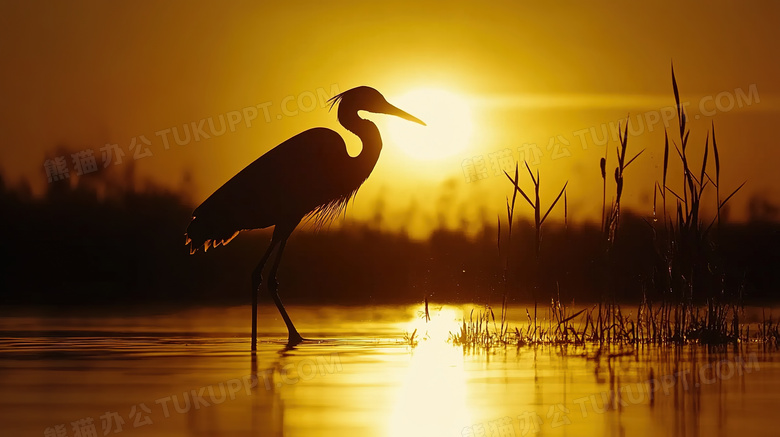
[338,109,382,178]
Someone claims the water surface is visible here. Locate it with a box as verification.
[0,304,777,437]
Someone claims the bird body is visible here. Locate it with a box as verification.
[184,86,424,348]
[186,127,365,253]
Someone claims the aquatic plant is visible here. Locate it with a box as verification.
[453,66,758,349]
[501,162,567,340]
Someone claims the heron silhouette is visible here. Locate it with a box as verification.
[185,86,425,349]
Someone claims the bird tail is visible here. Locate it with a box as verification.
[185,216,239,255]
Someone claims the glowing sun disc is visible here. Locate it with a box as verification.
[385,88,474,161]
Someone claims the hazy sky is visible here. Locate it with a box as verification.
[1,1,778,236]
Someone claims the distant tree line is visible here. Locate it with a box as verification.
[0,170,778,307]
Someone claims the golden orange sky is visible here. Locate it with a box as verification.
[1,1,779,237]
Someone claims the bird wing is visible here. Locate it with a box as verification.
[186,128,352,250]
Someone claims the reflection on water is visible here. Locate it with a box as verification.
[384,306,477,436]
[0,304,777,437]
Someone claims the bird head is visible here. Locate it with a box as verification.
[328,86,426,126]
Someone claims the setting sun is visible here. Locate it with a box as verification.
[385,88,474,161]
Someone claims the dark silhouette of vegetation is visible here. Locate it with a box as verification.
[0,164,777,310]
[501,162,568,339]
[470,66,776,347]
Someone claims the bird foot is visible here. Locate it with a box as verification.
[287,332,305,347]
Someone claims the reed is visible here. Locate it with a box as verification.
[446,298,776,349]
[599,117,644,342]
[448,65,760,350]
[647,65,747,343]
[502,162,567,337]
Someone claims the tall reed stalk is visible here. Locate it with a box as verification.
[648,65,746,343]
[503,162,567,337]
[599,118,644,342]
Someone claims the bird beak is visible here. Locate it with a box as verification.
[384,103,426,126]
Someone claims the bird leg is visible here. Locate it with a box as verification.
[268,238,304,347]
[251,238,280,351]
[252,240,279,291]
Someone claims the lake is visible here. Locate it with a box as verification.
[0,304,777,437]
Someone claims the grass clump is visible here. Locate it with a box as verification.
[449,296,510,349]
[500,162,568,341]
[450,65,767,350]
[646,65,747,344]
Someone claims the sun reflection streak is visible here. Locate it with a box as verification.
[387,306,472,436]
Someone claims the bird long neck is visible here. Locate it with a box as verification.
[338,108,382,181]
